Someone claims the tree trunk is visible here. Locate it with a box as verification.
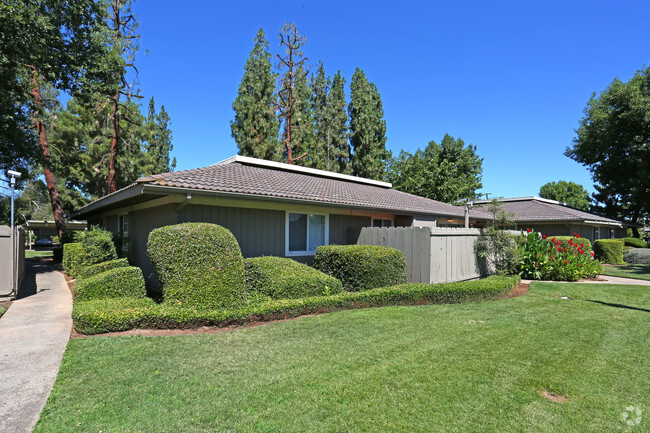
[30,69,66,238]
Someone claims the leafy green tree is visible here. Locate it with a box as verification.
[348,68,387,180]
[0,0,114,236]
[539,181,591,209]
[475,200,519,275]
[231,29,281,160]
[386,134,483,203]
[304,61,330,170]
[326,71,351,174]
[566,66,650,235]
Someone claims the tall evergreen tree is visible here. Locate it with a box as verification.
[348,67,387,180]
[326,71,350,174]
[306,61,330,170]
[142,97,176,174]
[287,64,316,167]
[231,29,280,160]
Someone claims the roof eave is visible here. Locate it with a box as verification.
[70,183,144,218]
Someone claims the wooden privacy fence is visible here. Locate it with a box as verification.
[357,226,486,284]
[0,226,25,298]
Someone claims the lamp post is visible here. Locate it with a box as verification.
[7,170,21,299]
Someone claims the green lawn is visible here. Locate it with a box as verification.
[36,282,649,432]
[25,250,53,259]
[601,264,650,281]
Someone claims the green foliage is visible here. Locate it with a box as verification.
[141,97,176,174]
[74,227,117,266]
[74,266,146,302]
[282,64,315,162]
[593,239,625,265]
[245,256,343,299]
[59,231,76,245]
[385,134,483,203]
[623,249,650,265]
[231,28,280,161]
[76,258,130,280]
[539,181,591,210]
[313,245,407,291]
[619,237,647,248]
[519,230,602,281]
[326,71,351,173]
[566,65,650,231]
[72,275,520,334]
[147,223,246,309]
[349,67,387,180]
[475,200,519,275]
[552,236,592,253]
[63,243,85,278]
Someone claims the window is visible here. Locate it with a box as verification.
[119,214,128,252]
[286,212,328,255]
[593,226,600,240]
[609,228,615,239]
[372,218,393,228]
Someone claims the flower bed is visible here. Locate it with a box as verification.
[519,229,603,281]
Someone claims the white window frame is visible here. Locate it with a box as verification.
[285,211,329,256]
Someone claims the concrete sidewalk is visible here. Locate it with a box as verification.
[0,260,72,433]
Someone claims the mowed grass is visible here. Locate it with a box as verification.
[25,249,53,259]
[36,283,649,433]
[601,264,650,281]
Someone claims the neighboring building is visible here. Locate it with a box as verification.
[71,155,492,287]
[474,196,639,243]
[26,220,87,237]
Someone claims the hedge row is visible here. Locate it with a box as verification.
[616,237,647,248]
[147,223,246,309]
[74,266,146,302]
[74,227,117,265]
[76,258,129,280]
[62,243,86,278]
[245,256,343,299]
[72,275,520,334]
[623,248,650,265]
[594,239,625,265]
[314,245,408,291]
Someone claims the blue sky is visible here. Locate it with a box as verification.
[132,0,649,199]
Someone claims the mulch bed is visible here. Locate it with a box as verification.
[507,281,529,298]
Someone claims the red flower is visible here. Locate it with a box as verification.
[550,255,554,259]
[564,248,568,252]
[576,234,580,238]
[552,237,555,242]
[564,260,569,264]
[577,264,581,267]
[590,252,595,256]
[543,235,547,239]
[527,228,531,233]
[568,239,573,245]
[538,254,541,258]
[580,243,584,248]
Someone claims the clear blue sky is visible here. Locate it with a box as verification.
[132,0,649,199]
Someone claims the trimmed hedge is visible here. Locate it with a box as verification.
[620,237,647,248]
[551,236,592,253]
[623,248,650,265]
[72,275,520,334]
[63,243,85,277]
[75,227,117,266]
[60,231,77,245]
[76,258,130,280]
[245,256,343,299]
[594,239,625,265]
[74,266,146,302]
[314,245,407,291]
[147,223,246,309]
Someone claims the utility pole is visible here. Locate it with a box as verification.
[8,169,21,299]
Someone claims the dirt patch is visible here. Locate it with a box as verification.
[508,282,529,298]
[539,390,568,403]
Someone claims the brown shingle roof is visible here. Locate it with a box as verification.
[478,197,623,225]
[137,156,491,219]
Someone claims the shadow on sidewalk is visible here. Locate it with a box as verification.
[17,260,56,300]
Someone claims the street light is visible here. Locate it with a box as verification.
[8,170,21,231]
[7,170,21,299]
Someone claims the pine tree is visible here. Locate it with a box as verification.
[231,29,280,160]
[287,64,316,167]
[326,71,350,173]
[306,61,330,170]
[143,97,176,174]
[348,67,387,180]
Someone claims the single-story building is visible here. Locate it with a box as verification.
[474,196,639,244]
[71,155,492,287]
[26,220,87,237]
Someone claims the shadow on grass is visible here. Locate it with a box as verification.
[586,300,650,313]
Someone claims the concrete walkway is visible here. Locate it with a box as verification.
[0,260,72,433]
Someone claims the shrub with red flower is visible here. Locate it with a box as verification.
[518,229,603,281]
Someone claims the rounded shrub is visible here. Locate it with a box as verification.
[314,245,408,291]
[75,227,117,266]
[621,237,647,248]
[623,248,650,265]
[551,236,592,253]
[147,223,246,309]
[63,243,85,277]
[74,266,146,302]
[594,239,625,265]
[245,256,343,299]
[76,258,130,280]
